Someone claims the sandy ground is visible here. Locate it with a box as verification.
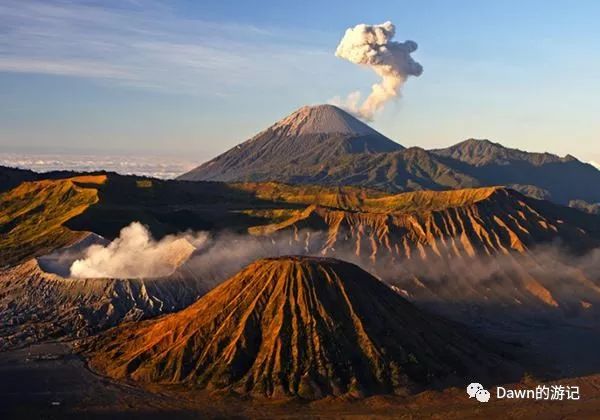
[1,342,600,419]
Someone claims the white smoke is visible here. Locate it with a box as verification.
[333,21,423,121]
[66,220,600,324]
[70,222,207,279]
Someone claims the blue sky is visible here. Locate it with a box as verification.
[1,0,599,165]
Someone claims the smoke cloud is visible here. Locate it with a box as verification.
[70,222,207,279]
[179,230,327,290]
[66,221,600,324]
[333,21,423,121]
[338,240,600,323]
[67,222,325,280]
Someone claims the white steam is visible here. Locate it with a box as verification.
[66,220,600,325]
[70,222,206,279]
[333,21,423,121]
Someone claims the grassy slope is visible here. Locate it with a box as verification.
[0,166,39,194]
[0,175,105,267]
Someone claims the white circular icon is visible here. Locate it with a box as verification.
[467,382,484,398]
[475,389,491,403]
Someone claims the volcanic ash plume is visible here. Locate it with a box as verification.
[333,21,423,121]
[70,222,205,279]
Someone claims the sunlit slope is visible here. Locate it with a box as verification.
[88,257,515,398]
[0,173,508,268]
[245,187,600,318]
[0,175,105,267]
[0,174,296,267]
[2,174,598,268]
[0,165,38,194]
[250,186,600,255]
[237,182,506,212]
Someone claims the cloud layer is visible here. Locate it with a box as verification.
[0,152,196,179]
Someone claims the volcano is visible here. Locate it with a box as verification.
[178,104,403,182]
[87,256,513,398]
[178,105,600,205]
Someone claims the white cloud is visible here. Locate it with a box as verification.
[0,57,132,79]
[0,0,326,94]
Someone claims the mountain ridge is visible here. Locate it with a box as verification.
[431,139,600,204]
[0,165,38,193]
[179,106,600,205]
[431,138,578,167]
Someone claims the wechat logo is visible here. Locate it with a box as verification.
[467,382,491,403]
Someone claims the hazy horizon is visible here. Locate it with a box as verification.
[3,128,599,178]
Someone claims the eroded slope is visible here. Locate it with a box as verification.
[87,257,516,398]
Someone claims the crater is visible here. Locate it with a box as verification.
[37,233,108,277]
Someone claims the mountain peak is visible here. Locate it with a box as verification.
[454,138,503,149]
[178,103,403,182]
[88,256,510,398]
[433,138,572,167]
[268,104,381,137]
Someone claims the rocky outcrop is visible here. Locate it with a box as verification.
[0,258,213,350]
